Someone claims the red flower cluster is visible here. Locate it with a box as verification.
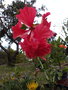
[59,44,67,48]
[12,6,54,60]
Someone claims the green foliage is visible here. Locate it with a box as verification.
[62,66,68,72]
[49,37,66,65]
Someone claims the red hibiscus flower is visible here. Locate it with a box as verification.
[19,35,51,59]
[12,6,54,39]
[12,6,55,59]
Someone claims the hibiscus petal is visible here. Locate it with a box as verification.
[19,36,51,59]
[42,12,50,19]
[12,22,28,39]
[19,37,39,58]
[34,24,54,40]
[16,6,36,27]
[42,12,51,27]
[35,40,51,56]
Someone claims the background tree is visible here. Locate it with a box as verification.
[0,0,23,66]
[0,0,36,66]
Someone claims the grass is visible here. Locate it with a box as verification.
[0,61,50,88]
[0,61,47,86]
[0,62,34,81]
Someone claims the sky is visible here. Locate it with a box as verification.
[1,0,68,49]
[35,0,68,37]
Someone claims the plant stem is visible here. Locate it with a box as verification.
[37,57,44,70]
[58,59,61,69]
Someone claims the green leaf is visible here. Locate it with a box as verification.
[21,24,28,30]
[63,67,68,72]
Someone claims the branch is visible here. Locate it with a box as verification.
[2,25,18,44]
[12,43,19,60]
[0,43,8,54]
[0,17,7,18]
[24,0,26,4]
[5,31,17,44]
